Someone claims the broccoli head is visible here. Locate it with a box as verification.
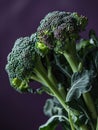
[6,34,52,93]
[37,11,88,52]
[36,11,88,72]
[5,34,58,93]
[5,36,37,92]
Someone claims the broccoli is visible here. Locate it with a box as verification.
[5,36,35,92]
[36,11,98,123]
[6,11,98,129]
[37,11,87,44]
[5,35,53,93]
[37,11,88,72]
[6,32,71,114]
[5,34,62,97]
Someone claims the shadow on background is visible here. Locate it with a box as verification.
[0,0,98,129]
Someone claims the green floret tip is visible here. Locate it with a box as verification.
[35,41,49,57]
[11,78,29,92]
[30,33,49,56]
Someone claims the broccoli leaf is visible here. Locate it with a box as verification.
[66,70,92,102]
[44,98,64,117]
[39,115,66,130]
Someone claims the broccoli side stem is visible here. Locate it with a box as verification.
[34,66,68,112]
[63,51,97,125]
[46,56,58,87]
[32,58,69,112]
[83,92,97,120]
[58,85,66,100]
[63,53,79,73]
[68,111,75,130]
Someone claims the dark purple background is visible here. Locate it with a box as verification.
[1,0,98,130]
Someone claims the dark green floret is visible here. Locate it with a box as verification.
[37,11,88,72]
[37,11,88,50]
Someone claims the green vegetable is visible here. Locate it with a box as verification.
[6,36,36,92]
[37,11,88,72]
[5,11,98,130]
[5,35,56,93]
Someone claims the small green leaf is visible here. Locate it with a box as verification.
[44,98,63,117]
[39,115,66,130]
[66,70,92,102]
[44,99,54,117]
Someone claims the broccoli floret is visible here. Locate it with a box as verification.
[5,34,58,93]
[5,36,37,92]
[37,11,87,49]
[7,37,36,79]
[37,11,88,72]
[6,35,52,92]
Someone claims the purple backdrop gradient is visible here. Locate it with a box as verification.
[1,0,98,130]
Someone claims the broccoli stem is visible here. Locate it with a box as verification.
[34,66,68,112]
[63,50,97,124]
[68,111,75,130]
[32,58,69,112]
[83,92,97,120]
[33,56,90,130]
[46,56,58,87]
[34,58,88,130]
[58,85,66,100]
[35,65,83,130]
[63,53,79,73]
